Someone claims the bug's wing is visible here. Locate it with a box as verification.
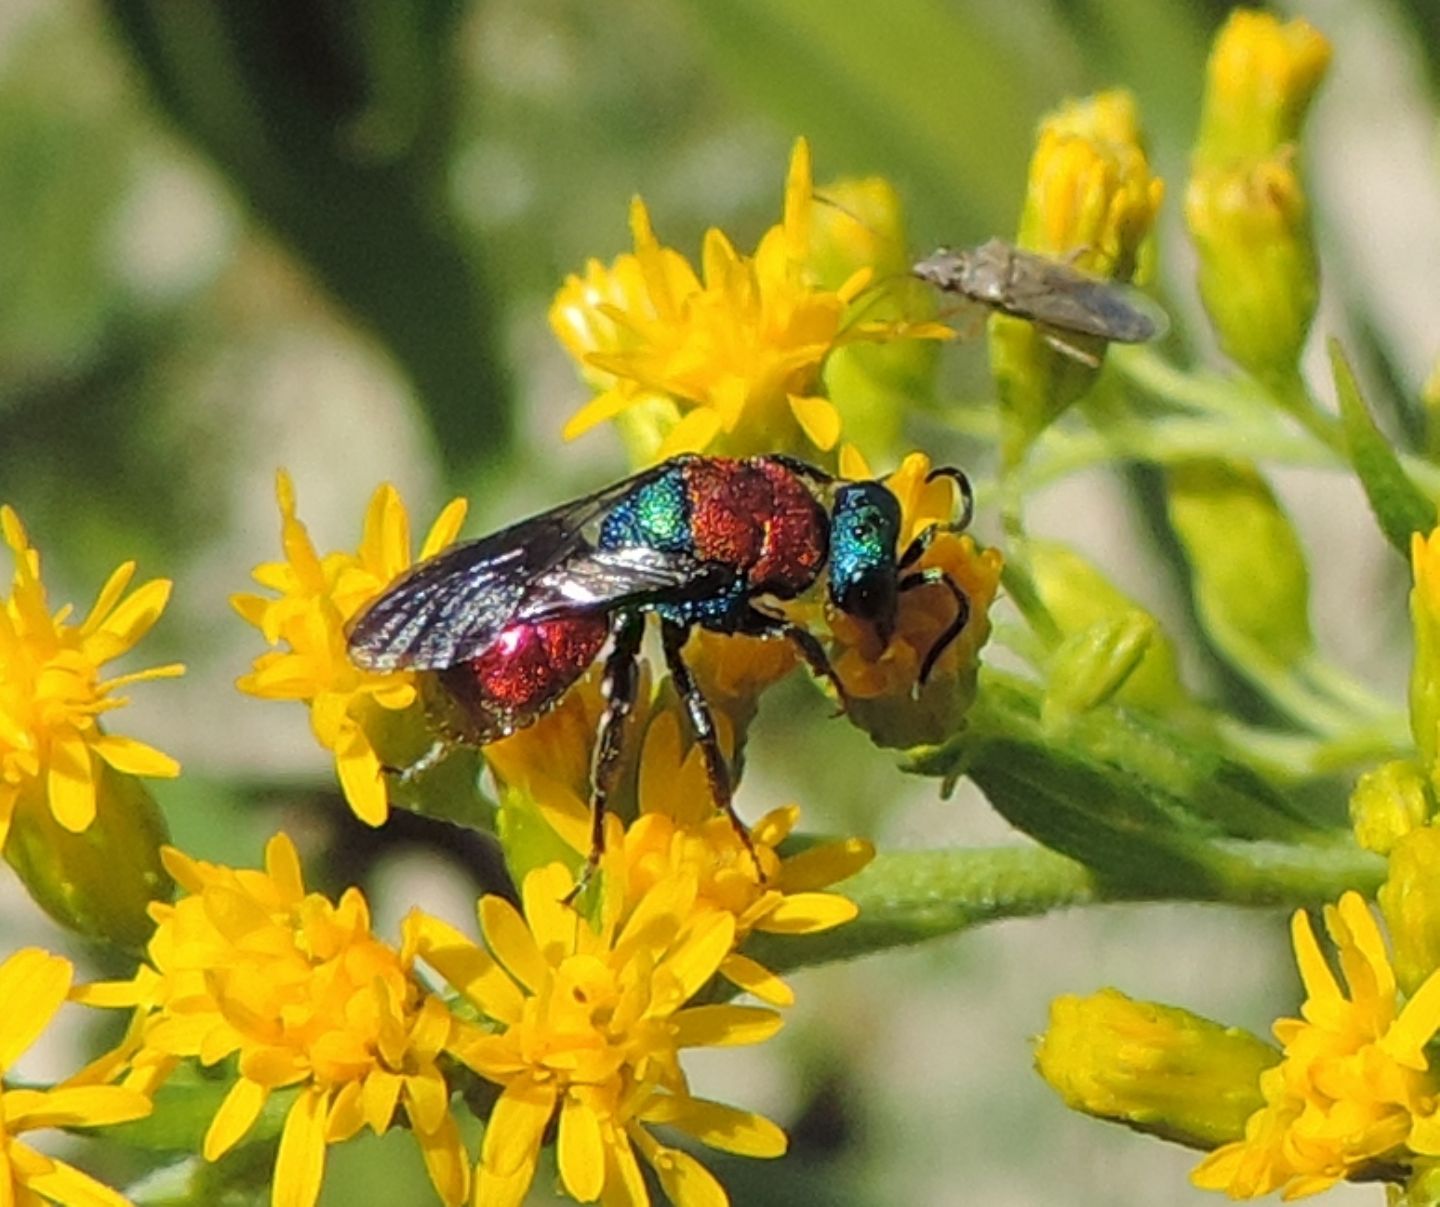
[1003,252,1169,343]
[347,459,715,671]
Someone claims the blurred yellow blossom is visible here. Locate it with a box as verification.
[77,833,470,1207]
[0,947,152,1207]
[411,859,788,1207]
[550,138,948,465]
[0,505,182,843]
[1192,892,1440,1199]
[232,472,467,825]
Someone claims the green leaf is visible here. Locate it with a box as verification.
[1330,337,1436,556]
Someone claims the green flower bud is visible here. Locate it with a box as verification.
[1036,988,1276,1148]
[1350,760,1431,856]
[1165,460,1313,670]
[1378,827,1440,998]
[4,763,172,951]
[1187,12,1329,382]
[1186,152,1318,381]
[1027,538,1188,714]
[1043,613,1155,729]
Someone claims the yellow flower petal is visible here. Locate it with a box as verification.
[482,1077,556,1178]
[719,953,794,1008]
[15,1143,134,1207]
[415,1110,471,1207]
[650,1144,727,1207]
[558,1093,606,1202]
[0,949,70,1073]
[420,498,469,560]
[85,577,172,661]
[334,721,387,827]
[777,838,874,893]
[753,891,858,934]
[403,1067,449,1136]
[406,912,524,1025]
[89,733,180,779]
[563,388,635,442]
[671,1004,783,1049]
[273,1085,329,1207]
[786,395,841,451]
[656,407,724,458]
[640,1095,787,1158]
[47,731,96,832]
[481,894,549,994]
[204,1077,267,1160]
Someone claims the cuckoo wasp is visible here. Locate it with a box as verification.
[347,454,973,872]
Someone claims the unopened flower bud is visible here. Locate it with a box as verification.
[1378,827,1440,997]
[1037,988,1276,1148]
[1350,760,1431,856]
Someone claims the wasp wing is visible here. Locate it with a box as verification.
[346,461,716,671]
[1001,251,1169,343]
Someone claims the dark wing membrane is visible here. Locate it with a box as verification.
[1003,252,1169,342]
[347,460,707,671]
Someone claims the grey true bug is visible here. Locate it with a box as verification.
[911,238,1169,366]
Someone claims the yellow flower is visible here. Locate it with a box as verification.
[0,947,152,1207]
[232,472,467,825]
[550,137,947,464]
[1192,892,1440,1199]
[0,505,182,843]
[990,90,1165,465]
[1037,988,1276,1149]
[630,710,874,1006]
[1194,11,1332,165]
[828,449,1003,748]
[76,833,470,1207]
[411,860,788,1207]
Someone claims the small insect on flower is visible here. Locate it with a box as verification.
[346,454,972,872]
[912,238,1169,365]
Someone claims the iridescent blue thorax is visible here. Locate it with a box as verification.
[828,482,902,639]
[598,468,694,554]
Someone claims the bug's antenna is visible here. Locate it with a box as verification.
[898,468,974,570]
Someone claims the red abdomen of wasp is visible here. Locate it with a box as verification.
[683,458,828,598]
[440,614,609,740]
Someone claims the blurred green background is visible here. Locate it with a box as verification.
[7,0,1438,1202]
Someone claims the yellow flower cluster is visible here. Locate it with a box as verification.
[79,832,471,1207]
[0,505,182,842]
[232,472,467,825]
[1193,893,1440,1199]
[550,138,948,465]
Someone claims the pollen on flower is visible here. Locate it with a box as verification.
[549,137,949,464]
[231,472,467,826]
[1191,892,1440,1200]
[0,505,184,844]
[75,832,470,1207]
[410,860,791,1207]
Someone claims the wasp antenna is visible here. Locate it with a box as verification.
[925,466,975,533]
[900,569,970,685]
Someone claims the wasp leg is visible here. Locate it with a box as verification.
[381,736,457,783]
[737,607,850,716]
[898,467,975,570]
[659,619,762,874]
[899,568,971,685]
[566,610,646,904]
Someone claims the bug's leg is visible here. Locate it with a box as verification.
[659,619,761,871]
[768,454,836,486]
[1038,325,1102,368]
[381,736,456,783]
[738,606,850,715]
[898,569,971,685]
[563,610,647,903]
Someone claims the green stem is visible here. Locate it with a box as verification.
[750,833,1383,975]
